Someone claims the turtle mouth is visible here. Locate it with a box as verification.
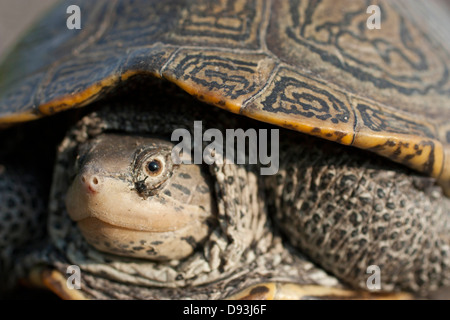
[65,172,214,260]
[66,172,202,232]
[75,217,205,260]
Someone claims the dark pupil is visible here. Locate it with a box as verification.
[148,161,160,172]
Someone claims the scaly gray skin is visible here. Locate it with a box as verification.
[0,163,47,290]
[1,88,449,298]
[267,138,450,293]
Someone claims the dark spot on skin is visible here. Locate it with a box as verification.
[301,202,310,211]
[173,183,191,195]
[146,248,157,255]
[227,176,234,185]
[333,212,342,223]
[311,127,321,133]
[135,179,148,194]
[312,214,320,223]
[176,274,184,281]
[250,286,270,296]
[140,240,147,245]
[181,236,197,249]
[151,241,163,245]
[346,251,354,260]
[132,246,144,251]
[158,196,167,205]
[349,212,359,227]
[178,173,191,179]
[333,253,340,262]
[163,190,172,197]
[387,141,396,147]
[386,202,395,209]
[218,100,226,106]
[392,241,405,251]
[196,185,210,194]
[316,236,324,246]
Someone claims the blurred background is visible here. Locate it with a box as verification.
[0,0,58,59]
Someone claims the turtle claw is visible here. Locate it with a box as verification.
[26,267,87,300]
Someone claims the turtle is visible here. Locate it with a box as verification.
[0,0,449,300]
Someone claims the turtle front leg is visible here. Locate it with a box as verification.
[265,137,450,295]
[0,161,48,294]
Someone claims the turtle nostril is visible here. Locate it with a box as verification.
[81,174,101,193]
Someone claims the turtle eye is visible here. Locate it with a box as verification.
[133,147,174,197]
[145,159,163,176]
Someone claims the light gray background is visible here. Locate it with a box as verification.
[0,0,58,59]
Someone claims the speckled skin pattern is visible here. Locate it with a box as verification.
[267,137,450,293]
[2,84,441,299]
[0,163,47,288]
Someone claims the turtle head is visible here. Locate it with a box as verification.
[65,133,216,261]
